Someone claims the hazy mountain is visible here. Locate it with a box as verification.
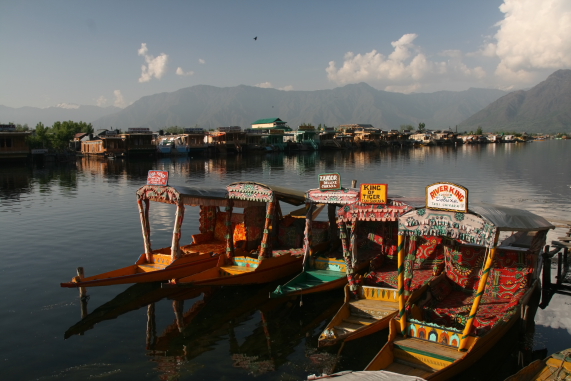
[0,105,121,127]
[91,84,506,131]
[459,69,571,133]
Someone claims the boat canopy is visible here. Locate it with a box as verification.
[136,184,259,208]
[227,182,305,206]
[398,202,555,248]
[305,188,360,205]
[337,197,425,222]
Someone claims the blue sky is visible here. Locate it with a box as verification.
[1,0,570,109]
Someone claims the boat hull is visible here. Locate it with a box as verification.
[270,269,348,298]
[60,252,219,288]
[175,254,304,286]
[366,282,539,380]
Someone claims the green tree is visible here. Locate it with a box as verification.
[475,126,483,135]
[400,124,414,131]
[418,122,426,132]
[164,126,184,134]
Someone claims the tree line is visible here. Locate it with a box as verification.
[10,121,94,152]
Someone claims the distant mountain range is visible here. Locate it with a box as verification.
[0,105,121,128]
[459,69,571,133]
[2,69,570,133]
[91,83,506,131]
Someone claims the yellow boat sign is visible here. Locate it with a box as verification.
[360,183,388,204]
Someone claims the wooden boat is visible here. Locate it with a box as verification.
[317,195,432,347]
[270,186,361,298]
[364,182,554,380]
[272,189,424,299]
[61,183,266,288]
[167,182,308,286]
[505,348,571,381]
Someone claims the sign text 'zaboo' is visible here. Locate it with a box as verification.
[319,173,341,190]
[360,183,388,204]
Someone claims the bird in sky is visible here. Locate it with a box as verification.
[253,36,257,41]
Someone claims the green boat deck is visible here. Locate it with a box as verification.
[270,269,345,297]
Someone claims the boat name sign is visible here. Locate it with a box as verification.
[319,173,341,190]
[426,182,468,212]
[360,183,388,204]
[147,170,169,186]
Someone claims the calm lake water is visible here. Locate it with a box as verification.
[1,141,570,380]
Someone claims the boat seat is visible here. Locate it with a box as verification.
[421,274,527,335]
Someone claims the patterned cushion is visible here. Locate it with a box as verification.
[445,244,486,291]
[430,276,452,301]
[484,267,531,299]
[233,222,247,249]
[183,242,226,255]
[192,231,214,244]
[414,236,444,270]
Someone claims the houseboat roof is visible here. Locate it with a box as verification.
[252,118,286,125]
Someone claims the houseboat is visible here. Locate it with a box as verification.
[319,127,343,150]
[176,128,208,155]
[0,124,31,160]
[81,129,127,157]
[120,128,156,156]
[208,126,246,153]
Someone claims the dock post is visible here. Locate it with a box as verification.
[351,180,357,188]
[557,251,563,285]
[76,267,87,300]
[540,245,551,308]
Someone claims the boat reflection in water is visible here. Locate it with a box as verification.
[147,283,344,378]
[65,280,345,379]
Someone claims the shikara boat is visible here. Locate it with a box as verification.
[505,348,571,381]
[168,182,308,286]
[365,182,554,380]
[318,196,430,347]
[61,183,265,288]
[270,186,361,298]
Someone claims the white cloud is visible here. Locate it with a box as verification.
[96,96,108,107]
[490,0,571,81]
[326,34,486,93]
[138,43,168,83]
[199,58,205,64]
[254,82,293,91]
[114,90,126,108]
[255,82,273,88]
[57,103,79,109]
[176,67,194,76]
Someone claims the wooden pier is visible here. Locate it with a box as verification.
[539,225,571,308]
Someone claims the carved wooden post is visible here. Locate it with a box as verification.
[76,267,87,299]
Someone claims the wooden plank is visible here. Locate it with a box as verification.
[345,316,377,325]
[335,321,363,331]
[138,263,167,272]
[351,299,398,310]
[394,337,464,361]
[220,265,256,274]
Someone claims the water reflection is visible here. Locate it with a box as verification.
[3,141,571,380]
